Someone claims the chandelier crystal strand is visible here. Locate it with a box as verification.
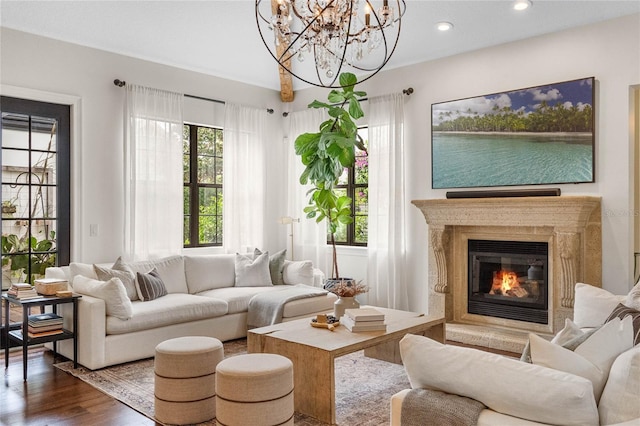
[256,0,405,88]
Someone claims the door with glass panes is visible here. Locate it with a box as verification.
[1,96,70,290]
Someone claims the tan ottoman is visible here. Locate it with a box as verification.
[154,336,224,425]
[215,353,294,426]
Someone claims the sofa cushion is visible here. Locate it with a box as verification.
[574,283,627,328]
[255,248,287,285]
[70,262,98,280]
[399,334,599,426]
[184,254,236,293]
[136,268,168,301]
[283,260,314,286]
[124,255,188,294]
[110,256,139,300]
[73,275,133,320]
[94,263,138,301]
[606,303,640,345]
[105,293,228,335]
[598,345,640,425]
[529,316,634,401]
[235,252,272,287]
[197,286,285,314]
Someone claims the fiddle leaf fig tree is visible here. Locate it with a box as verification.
[294,72,367,279]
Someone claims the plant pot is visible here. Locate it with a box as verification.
[334,296,360,319]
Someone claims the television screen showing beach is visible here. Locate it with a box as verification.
[431,77,594,189]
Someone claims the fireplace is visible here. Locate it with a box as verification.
[468,239,548,324]
[412,196,602,352]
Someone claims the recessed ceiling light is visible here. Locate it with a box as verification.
[513,0,532,11]
[436,21,453,32]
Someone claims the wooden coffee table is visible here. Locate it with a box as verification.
[247,307,444,424]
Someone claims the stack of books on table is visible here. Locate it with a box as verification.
[7,283,39,300]
[342,308,387,332]
[26,312,64,338]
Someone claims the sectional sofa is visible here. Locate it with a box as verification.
[45,253,337,370]
[391,282,640,426]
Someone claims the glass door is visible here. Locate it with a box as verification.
[1,97,70,290]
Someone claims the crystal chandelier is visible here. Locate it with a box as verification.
[255,0,406,88]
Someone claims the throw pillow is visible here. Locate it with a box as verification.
[136,268,168,301]
[520,318,599,363]
[529,316,634,402]
[254,248,287,285]
[235,252,272,287]
[624,280,640,310]
[72,275,133,320]
[573,283,626,328]
[94,264,138,301]
[605,303,640,345]
[282,260,314,286]
[399,334,599,426]
[598,345,640,425]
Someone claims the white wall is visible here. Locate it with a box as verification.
[2,14,639,313]
[0,28,289,263]
[290,14,640,312]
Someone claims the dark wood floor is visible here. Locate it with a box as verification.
[1,347,155,426]
[1,342,520,425]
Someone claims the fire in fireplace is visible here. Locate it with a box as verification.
[468,240,548,324]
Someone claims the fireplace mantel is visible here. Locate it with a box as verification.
[412,196,601,229]
[412,195,602,345]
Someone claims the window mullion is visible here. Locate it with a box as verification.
[189,125,198,247]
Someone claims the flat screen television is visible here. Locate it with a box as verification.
[431,77,595,189]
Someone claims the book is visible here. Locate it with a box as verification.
[28,324,64,333]
[344,308,385,322]
[28,313,63,323]
[27,329,64,338]
[7,286,40,299]
[341,315,387,332]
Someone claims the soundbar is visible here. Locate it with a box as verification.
[445,188,561,199]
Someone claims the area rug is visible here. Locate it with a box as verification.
[54,338,410,425]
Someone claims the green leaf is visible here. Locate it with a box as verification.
[338,215,353,224]
[339,73,357,91]
[308,100,331,109]
[295,132,321,155]
[327,90,345,103]
[299,167,311,185]
[349,98,364,120]
[353,91,367,97]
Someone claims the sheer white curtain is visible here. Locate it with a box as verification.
[223,103,267,253]
[286,108,329,273]
[124,84,184,260]
[367,93,408,309]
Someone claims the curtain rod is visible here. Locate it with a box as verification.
[281,87,414,117]
[113,79,274,114]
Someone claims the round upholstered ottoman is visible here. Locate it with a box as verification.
[215,353,294,426]
[154,336,224,425]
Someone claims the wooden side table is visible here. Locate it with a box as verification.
[2,293,81,381]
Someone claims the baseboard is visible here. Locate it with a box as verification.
[446,188,561,199]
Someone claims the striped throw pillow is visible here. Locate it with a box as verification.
[136,268,168,301]
[606,303,640,345]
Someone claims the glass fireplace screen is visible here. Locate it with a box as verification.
[468,239,548,324]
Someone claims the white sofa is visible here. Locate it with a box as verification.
[45,254,337,370]
[391,282,640,426]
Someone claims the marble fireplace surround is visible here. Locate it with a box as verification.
[412,196,602,352]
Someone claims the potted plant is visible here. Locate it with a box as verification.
[294,72,367,310]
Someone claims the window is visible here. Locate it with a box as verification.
[1,96,71,288]
[332,127,368,246]
[183,124,223,247]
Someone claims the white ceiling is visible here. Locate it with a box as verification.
[1,0,639,91]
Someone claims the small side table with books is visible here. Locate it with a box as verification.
[2,292,81,381]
